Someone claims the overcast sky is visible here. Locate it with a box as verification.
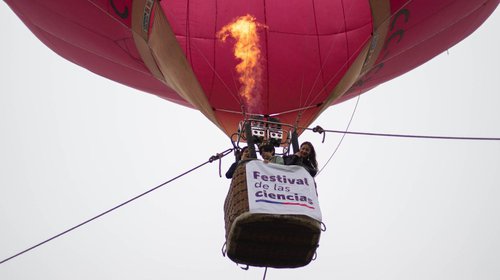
[1,4,499,280]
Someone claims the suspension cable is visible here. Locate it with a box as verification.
[317,96,361,176]
[0,148,234,265]
[263,267,268,280]
[307,127,500,141]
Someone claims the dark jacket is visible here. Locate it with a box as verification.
[283,155,318,177]
[225,161,239,179]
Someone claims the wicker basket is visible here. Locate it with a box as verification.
[224,160,321,268]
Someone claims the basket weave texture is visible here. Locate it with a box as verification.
[223,160,321,268]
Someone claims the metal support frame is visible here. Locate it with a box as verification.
[245,121,257,159]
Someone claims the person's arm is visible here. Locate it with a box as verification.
[303,159,318,177]
[284,154,301,165]
[308,166,318,177]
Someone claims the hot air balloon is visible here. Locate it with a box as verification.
[4,0,498,269]
[5,0,498,138]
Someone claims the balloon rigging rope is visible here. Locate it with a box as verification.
[192,43,243,107]
[0,148,234,265]
[304,125,500,141]
[317,95,361,176]
[303,96,500,175]
[263,267,268,280]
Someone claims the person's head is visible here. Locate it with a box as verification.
[299,142,317,168]
[240,146,250,160]
[259,144,275,161]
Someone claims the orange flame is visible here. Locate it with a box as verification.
[218,14,266,112]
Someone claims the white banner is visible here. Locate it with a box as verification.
[245,160,322,222]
